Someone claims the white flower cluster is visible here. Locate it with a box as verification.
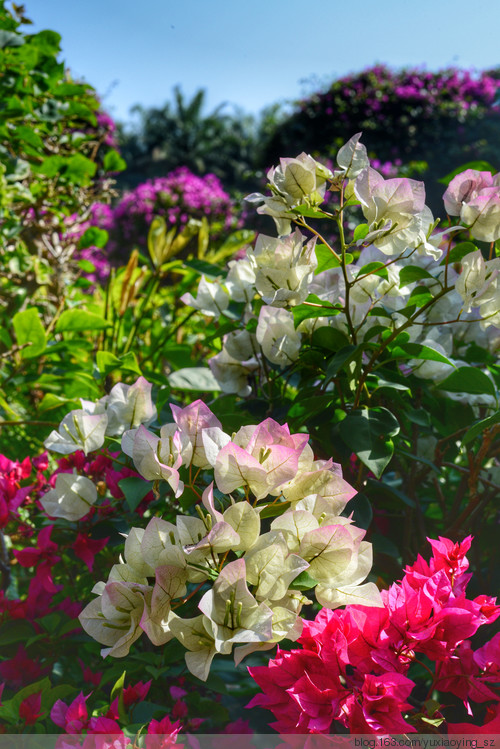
[44,396,382,681]
[179,135,500,399]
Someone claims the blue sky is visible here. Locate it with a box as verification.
[28,0,500,124]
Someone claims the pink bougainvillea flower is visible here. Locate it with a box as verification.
[73,533,110,571]
[51,692,91,733]
[0,645,45,689]
[19,691,44,725]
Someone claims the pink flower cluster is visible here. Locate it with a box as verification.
[0,453,47,528]
[101,167,238,262]
[248,536,500,734]
[0,449,155,690]
[301,66,500,122]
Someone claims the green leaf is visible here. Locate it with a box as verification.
[292,204,329,219]
[103,148,127,172]
[438,161,497,185]
[437,367,497,398]
[118,477,152,512]
[168,367,221,391]
[96,351,142,377]
[14,125,44,150]
[462,410,500,446]
[110,670,127,722]
[388,342,455,367]
[399,266,434,286]
[292,302,341,327]
[65,154,97,184]
[78,226,109,250]
[55,309,111,332]
[315,244,353,274]
[36,155,64,177]
[77,259,96,273]
[259,501,291,519]
[339,407,400,478]
[407,286,433,307]
[0,620,34,646]
[357,261,388,280]
[344,492,373,529]
[183,259,225,279]
[440,241,478,265]
[12,307,46,359]
[353,223,369,242]
[288,570,318,591]
[325,344,360,380]
[311,327,349,352]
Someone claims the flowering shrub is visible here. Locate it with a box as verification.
[37,378,379,683]
[249,536,500,734]
[88,168,240,262]
[264,66,500,211]
[180,135,500,583]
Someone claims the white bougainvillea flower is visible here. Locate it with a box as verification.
[40,472,98,521]
[298,522,361,585]
[247,230,318,307]
[233,602,304,666]
[214,426,303,499]
[198,558,273,653]
[140,517,186,572]
[139,565,187,645]
[246,153,332,235]
[225,258,257,303]
[461,187,500,242]
[79,580,150,658]
[455,250,488,311]
[245,193,295,236]
[256,305,301,366]
[223,329,258,362]
[267,153,333,207]
[335,133,369,180]
[120,425,183,497]
[44,410,108,455]
[208,348,258,397]
[170,400,224,468]
[354,168,428,255]
[244,531,309,600]
[105,376,157,436]
[271,509,321,552]
[223,501,261,552]
[169,614,219,682]
[315,541,382,608]
[281,460,357,514]
[180,275,229,317]
[443,169,497,216]
[124,527,154,578]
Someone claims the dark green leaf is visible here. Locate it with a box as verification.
[438,161,497,185]
[339,407,400,478]
[118,477,152,512]
[437,367,496,397]
[388,342,455,367]
[462,410,500,445]
[292,302,341,327]
[325,344,360,380]
[440,241,478,265]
